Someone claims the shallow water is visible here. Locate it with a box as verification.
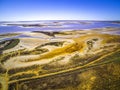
[0,20,120,34]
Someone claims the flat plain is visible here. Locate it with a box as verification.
[0,21,120,90]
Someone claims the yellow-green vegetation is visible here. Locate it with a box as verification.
[36,41,65,48]
[0,39,20,51]
[0,30,120,90]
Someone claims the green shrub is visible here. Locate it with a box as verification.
[3,39,20,50]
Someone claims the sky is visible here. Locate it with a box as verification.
[0,0,120,21]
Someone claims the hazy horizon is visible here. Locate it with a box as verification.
[0,19,120,22]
